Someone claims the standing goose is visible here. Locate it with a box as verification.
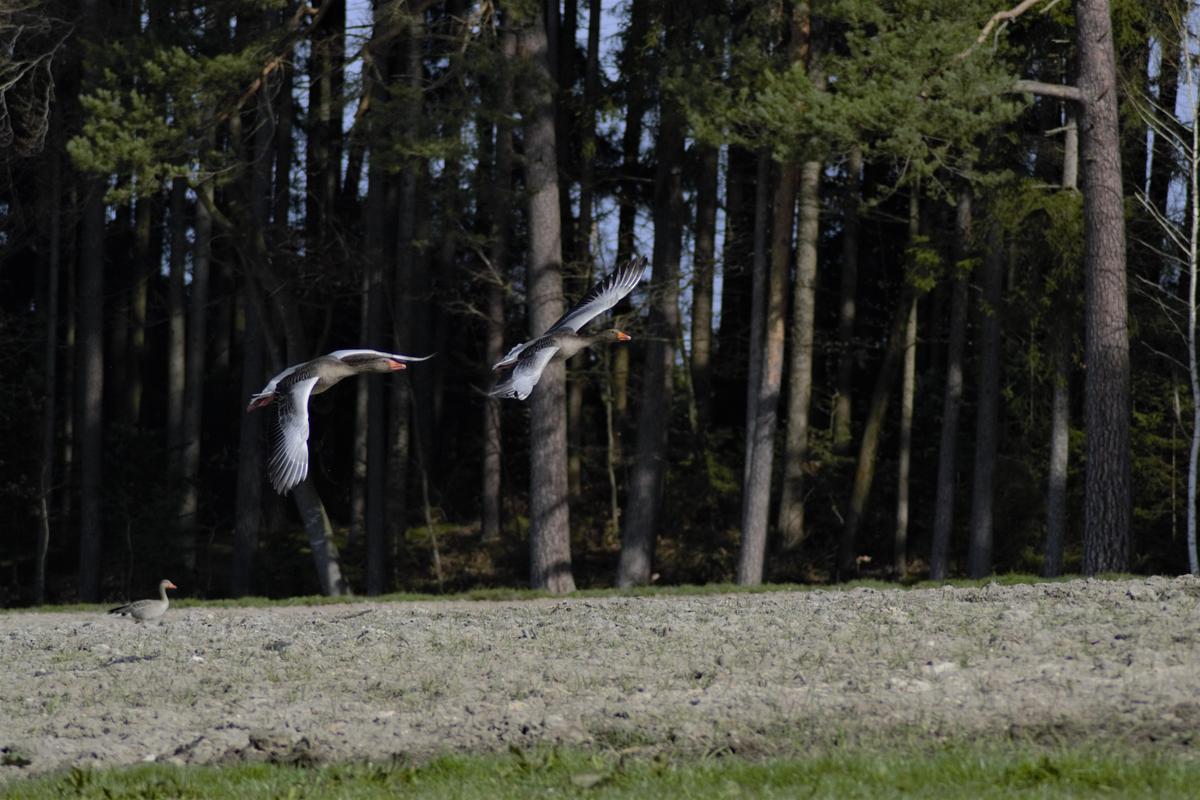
[108,580,177,623]
[490,256,647,400]
[247,349,433,494]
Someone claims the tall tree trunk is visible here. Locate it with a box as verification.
[1077,0,1131,573]
[742,152,771,487]
[35,150,62,605]
[968,224,1004,578]
[777,154,821,551]
[77,178,105,602]
[895,194,920,577]
[126,190,152,425]
[930,187,972,580]
[832,145,862,457]
[611,0,650,420]
[482,25,517,544]
[232,292,264,597]
[738,161,798,585]
[838,288,917,580]
[616,33,687,587]
[179,168,211,553]
[692,143,719,430]
[307,0,345,253]
[1043,321,1070,577]
[166,177,187,481]
[519,2,575,593]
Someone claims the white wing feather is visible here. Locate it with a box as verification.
[269,376,319,494]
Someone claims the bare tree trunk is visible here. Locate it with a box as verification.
[930,187,972,580]
[482,25,516,544]
[179,170,211,544]
[611,0,650,420]
[35,150,62,605]
[127,191,152,425]
[78,179,105,602]
[838,289,916,580]
[738,161,798,586]
[832,145,862,456]
[1077,0,1130,574]
[166,177,187,480]
[520,2,575,593]
[895,197,920,578]
[968,224,1004,578]
[306,0,345,253]
[777,155,821,550]
[616,43,687,587]
[232,293,263,597]
[1043,323,1070,577]
[692,143,719,429]
[742,152,771,487]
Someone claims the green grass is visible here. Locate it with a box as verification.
[3,744,1197,799]
[5,572,1138,615]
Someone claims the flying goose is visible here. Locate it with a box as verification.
[490,256,647,400]
[108,579,177,623]
[247,349,433,494]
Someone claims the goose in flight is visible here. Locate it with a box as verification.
[490,256,647,400]
[247,349,433,494]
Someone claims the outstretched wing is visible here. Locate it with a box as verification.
[489,340,560,400]
[268,376,320,494]
[545,256,647,334]
[327,348,435,364]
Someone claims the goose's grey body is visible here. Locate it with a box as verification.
[247,349,433,494]
[108,580,177,623]
[491,257,646,400]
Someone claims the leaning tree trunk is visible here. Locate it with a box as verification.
[520,2,575,593]
[930,187,972,580]
[1077,0,1131,574]
[838,287,916,580]
[967,224,1004,578]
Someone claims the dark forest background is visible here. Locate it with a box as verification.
[0,0,1191,604]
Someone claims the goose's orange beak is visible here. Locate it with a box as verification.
[247,395,274,412]
[165,581,177,590]
[387,360,407,371]
[616,331,632,342]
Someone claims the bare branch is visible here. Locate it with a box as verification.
[1010,80,1082,103]
[957,0,1051,62]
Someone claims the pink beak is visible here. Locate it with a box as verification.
[616,332,632,342]
[387,360,407,371]
[246,395,275,412]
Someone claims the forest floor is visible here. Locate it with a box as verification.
[2,577,1199,781]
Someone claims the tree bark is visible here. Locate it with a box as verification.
[738,161,798,585]
[232,291,264,597]
[895,192,920,577]
[179,169,211,547]
[777,155,821,550]
[1043,321,1070,577]
[968,224,1004,578]
[692,143,719,430]
[520,2,575,593]
[616,30,687,587]
[742,152,772,488]
[35,149,61,605]
[930,187,972,580]
[611,0,651,421]
[482,25,516,544]
[77,178,105,602]
[1077,0,1130,574]
[166,177,187,483]
[838,288,916,580]
[832,145,862,457]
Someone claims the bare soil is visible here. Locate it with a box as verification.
[2,577,1200,778]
